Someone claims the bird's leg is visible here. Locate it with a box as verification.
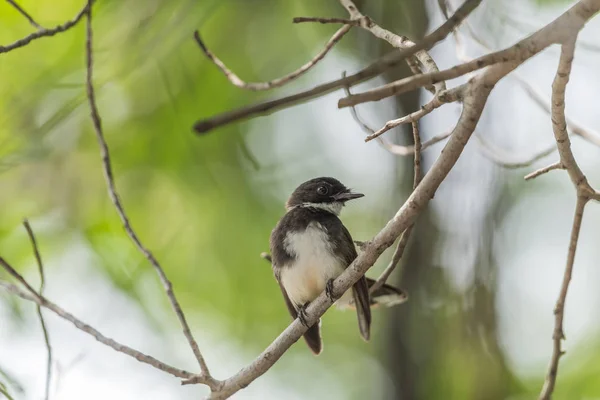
[298,303,310,327]
[326,279,336,303]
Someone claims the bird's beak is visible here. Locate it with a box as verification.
[333,191,364,202]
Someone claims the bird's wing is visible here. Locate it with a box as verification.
[273,264,322,355]
[327,218,372,341]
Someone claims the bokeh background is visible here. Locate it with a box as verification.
[1,0,600,399]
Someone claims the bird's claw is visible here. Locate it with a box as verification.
[326,279,336,303]
[298,303,310,327]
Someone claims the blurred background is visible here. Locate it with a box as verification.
[1,0,600,399]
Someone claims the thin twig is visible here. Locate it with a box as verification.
[193,0,483,134]
[524,162,563,181]
[5,0,43,29]
[539,36,596,400]
[23,220,52,400]
[0,1,89,54]
[538,196,588,399]
[343,71,451,155]
[450,5,600,149]
[364,97,445,142]
[0,276,197,382]
[292,17,358,25]
[369,121,423,294]
[193,25,352,91]
[84,2,212,380]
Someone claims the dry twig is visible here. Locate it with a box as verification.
[193,25,352,91]
[22,220,52,400]
[0,267,195,381]
[342,72,451,155]
[5,0,43,29]
[538,35,598,400]
[292,17,358,25]
[84,2,213,383]
[369,121,423,294]
[193,0,483,134]
[0,1,89,54]
[524,162,563,181]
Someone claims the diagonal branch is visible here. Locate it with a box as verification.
[342,72,451,155]
[539,34,598,400]
[193,0,483,134]
[292,17,358,25]
[0,1,89,54]
[369,121,423,295]
[524,161,563,181]
[5,0,43,29]
[0,270,195,381]
[538,195,588,399]
[193,25,352,91]
[364,96,446,142]
[84,1,212,380]
[22,220,52,400]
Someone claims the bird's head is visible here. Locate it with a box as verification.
[285,177,364,215]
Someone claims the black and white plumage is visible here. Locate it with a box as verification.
[270,177,407,354]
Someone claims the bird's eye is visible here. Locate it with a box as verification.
[317,186,328,195]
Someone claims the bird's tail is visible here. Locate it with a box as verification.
[365,277,409,308]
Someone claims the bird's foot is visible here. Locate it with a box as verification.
[298,303,310,327]
[326,279,336,303]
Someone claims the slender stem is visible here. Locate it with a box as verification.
[23,220,52,400]
[84,2,212,378]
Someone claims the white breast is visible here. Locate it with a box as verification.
[279,222,352,308]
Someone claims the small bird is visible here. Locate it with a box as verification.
[270,177,408,354]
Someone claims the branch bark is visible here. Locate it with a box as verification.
[83,1,214,384]
[0,1,90,54]
[193,0,481,134]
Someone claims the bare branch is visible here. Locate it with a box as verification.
[369,121,423,294]
[193,25,352,91]
[449,4,600,149]
[84,2,212,380]
[517,77,600,148]
[292,17,358,25]
[5,0,43,29]
[539,196,588,399]
[22,220,52,400]
[539,34,598,400]
[0,276,196,382]
[0,1,89,54]
[193,0,483,134]
[524,162,563,181]
[342,72,451,155]
[338,0,595,108]
[365,97,445,142]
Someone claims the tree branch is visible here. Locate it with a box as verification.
[539,33,598,399]
[0,273,196,382]
[342,72,451,155]
[292,17,358,25]
[22,220,52,400]
[5,0,43,30]
[369,121,423,294]
[84,1,213,381]
[193,25,352,91]
[0,1,89,54]
[524,161,563,181]
[193,0,483,134]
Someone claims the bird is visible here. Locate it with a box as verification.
[269,177,408,354]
